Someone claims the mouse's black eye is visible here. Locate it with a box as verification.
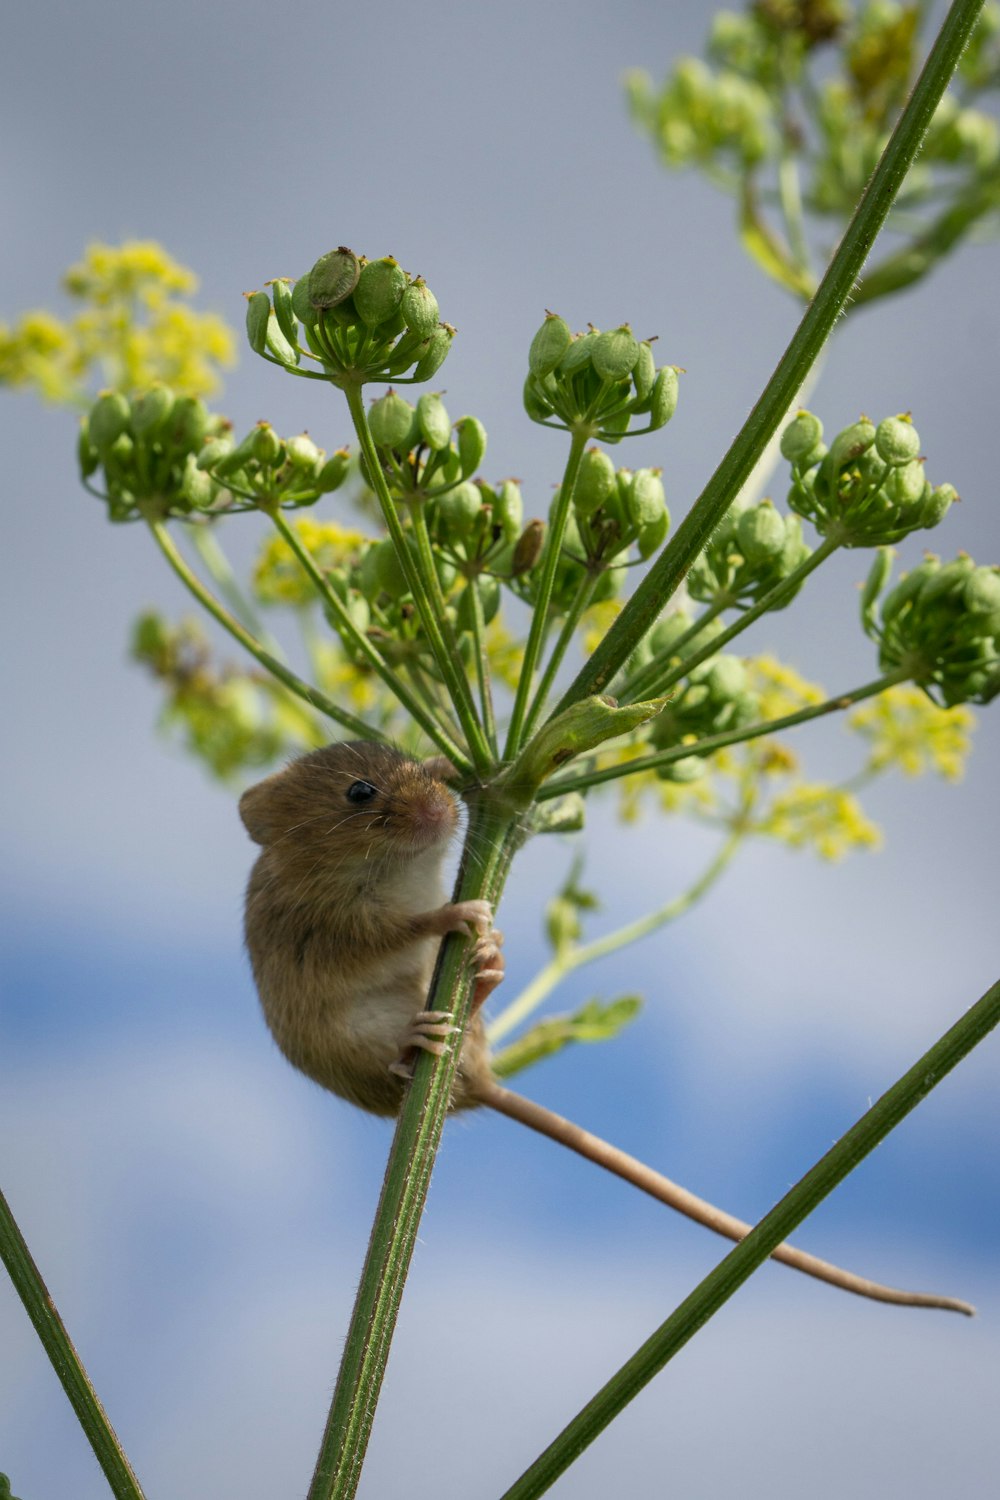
[346,780,378,804]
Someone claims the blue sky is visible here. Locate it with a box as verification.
[2,2,999,1496]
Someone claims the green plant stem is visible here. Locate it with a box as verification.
[622,534,842,703]
[0,1186,146,1500]
[521,569,602,742]
[539,668,910,799]
[343,384,493,772]
[307,796,525,1500]
[266,508,470,769]
[487,826,743,1046]
[145,517,378,742]
[465,577,499,754]
[550,0,985,716]
[505,430,590,757]
[777,147,812,282]
[498,972,1000,1500]
[188,525,278,649]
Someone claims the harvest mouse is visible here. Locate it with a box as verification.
[240,740,972,1315]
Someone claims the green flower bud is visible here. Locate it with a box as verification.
[251,422,283,467]
[626,468,667,530]
[88,390,131,450]
[400,278,440,339]
[316,449,350,492]
[245,290,271,354]
[528,312,573,377]
[591,325,640,381]
[308,247,361,309]
[456,415,487,477]
[285,433,323,470]
[268,278,298,347]
[413,323,454,380]
[417,392,452,451]
[737,500,785,562]
[368,389,416,449]
[574,448,617,516]
[493,479,523,539]
[354,256,408,327]
[780,410,823,464]
[131,384,174,436]
[512,519,546,575]
[875,414,921,464]
[647,365,679,430]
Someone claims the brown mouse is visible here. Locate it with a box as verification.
[240,740,972,1315]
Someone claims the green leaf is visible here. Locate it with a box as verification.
[491,996,644,1080]
[503,694,666,795]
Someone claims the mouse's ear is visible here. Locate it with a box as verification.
[239,775,282,844]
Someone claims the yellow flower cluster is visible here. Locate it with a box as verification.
[0,240,236,404]
[253,519,371,607]
[849,685,974,781]
[755,783,883,862]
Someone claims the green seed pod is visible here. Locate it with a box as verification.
[316,448,350,492]
[417,392,452,451]
[512,519,546,575]
[829,418,876,470]
[370,538,411,597]
[737,500,786,562]
[592,325,640,381]
[632,341,656,403]
[558,330,599,375]
[456,415,487,476]
[354,256,408,328]
[285,433,323,471]
[413,323,454,381]
[963,566,1000,615]
[290,273,319,328]
[251,422,284,467]
[197,434,235,472]
[626,468,667,530]
[493,479,523,539]
[780,410,823,464]
[245,291,271,354]
[923,482,957,529]
[89,390,131,450]
[647,366,679,430]
[574,448,617,517]
[182,456,216,510]
[456,575,501,632]
[308,247,361,309]
[880,560,938,623]
[860,547,894,630]
[400,278,440,339]
[131,384,175,436]
[269,279,299,347]
[528,312,573,377]
[368,389,416,450]
[523,375,555,423]
[876,415,921,464]
[705,654,747,699]
[77,422,100,478]
[169,396,211,450]
[435,480,483,540]
[882,460,928,508]
[638,508,670,559]
[265,312,299,368]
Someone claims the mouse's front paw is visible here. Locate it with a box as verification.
[470,929,505,1010]
[438,898,494,938]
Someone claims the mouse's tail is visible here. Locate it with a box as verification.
[478,1080,974,1316]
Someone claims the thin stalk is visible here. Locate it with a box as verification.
[777,148,812,281]
[521,568,602,742]
[621,533,842,704]
[505,430,590,757]
[145,517,378,742]
[465,577,499,754]
[409,499,485,742]
[188,525,279,649]
[539,669,910,799]
[343,384,493,772]
[498,973,1000,1500]
[0,1186,147,1500]
[550,0,985,714]
[487,826,743,1046]
[267,508,469,769]
[307,797,526,1500]
[623,595,733,704]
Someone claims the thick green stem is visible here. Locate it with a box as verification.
[505,430,590,757]
[146,518,378,742]
[487,826,743,1046]
[540,669,910,799]
[622,534,842,704]
[343,384,492,772]
[267,508,470,769]
[498,973,1000,1500]
[307,797,525,1500]
[550,0,985,715]
[0,1187,146,1500]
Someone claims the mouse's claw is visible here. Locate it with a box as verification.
[390,1009,460,1077]
[445,898,494,938]
[470,928,505,1010]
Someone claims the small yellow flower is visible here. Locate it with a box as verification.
[849,685,975,781]
[579,598,622,655]
[253,520,371,607]
[747,654,826,719]
[756,782,882,860]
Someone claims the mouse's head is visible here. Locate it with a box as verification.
[239,740,458,873]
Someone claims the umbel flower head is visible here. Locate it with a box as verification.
[245,248,452,388]
[523,312,680,442]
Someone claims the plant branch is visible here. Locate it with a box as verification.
[498,972,1000,1500]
